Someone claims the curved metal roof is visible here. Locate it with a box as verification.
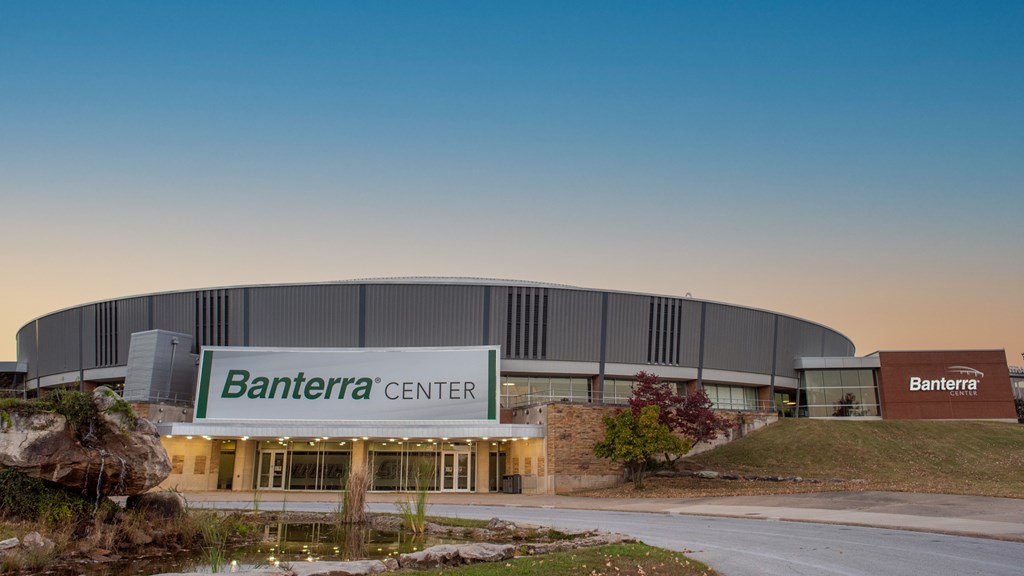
[16,277,852,345]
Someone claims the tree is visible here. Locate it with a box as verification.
[594,405,691,489]
[628,371,731,448]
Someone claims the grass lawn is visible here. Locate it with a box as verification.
[420,543,716,576]
[581,419,1024,499]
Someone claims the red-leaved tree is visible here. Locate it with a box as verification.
[628,371,731,447]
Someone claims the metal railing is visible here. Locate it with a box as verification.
[503,392,775,412]
[120,392,195,406]
[501,392,592,408]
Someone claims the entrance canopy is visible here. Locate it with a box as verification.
[155,421,544,441]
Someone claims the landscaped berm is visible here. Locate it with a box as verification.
[582,419,1024,499]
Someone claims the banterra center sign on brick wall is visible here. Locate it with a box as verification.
[194,346,499,422]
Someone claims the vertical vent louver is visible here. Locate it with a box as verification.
[195,289,230,349]
[646,296,682,365]
[505,287,549,359]
[95,301,119,366]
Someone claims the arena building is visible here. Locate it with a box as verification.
[3,278,1017,494]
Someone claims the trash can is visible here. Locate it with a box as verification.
[502,474,522,494]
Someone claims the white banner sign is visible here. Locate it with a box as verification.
[195,346,499,422]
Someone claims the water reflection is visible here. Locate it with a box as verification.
[258,522,429,563]
[60,522,461,575]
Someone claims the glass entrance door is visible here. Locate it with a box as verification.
[258,451,288,489]
[441,451,471,491]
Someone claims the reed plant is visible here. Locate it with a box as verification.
[196,511,229,573]
[395,461,434,534]
[341,467,371,524]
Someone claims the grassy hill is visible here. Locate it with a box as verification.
[583,419,1024,499]
[693,419,1024,497]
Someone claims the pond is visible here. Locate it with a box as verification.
[49,522,467,576]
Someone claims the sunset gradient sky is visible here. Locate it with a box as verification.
[2,2,1021,364]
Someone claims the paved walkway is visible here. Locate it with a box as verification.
[182,490,1024,542]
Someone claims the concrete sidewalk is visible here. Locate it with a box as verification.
[182,490,1024,543]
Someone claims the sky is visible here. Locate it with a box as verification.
[1,2,1021,365]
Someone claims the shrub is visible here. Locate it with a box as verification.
[36,389,99,436]
[0,468,93,526]
[595,405,691,489]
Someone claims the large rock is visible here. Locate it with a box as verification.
[0,387,171,496]
[21,532,54,554]
[398,544,515,569]
[147,565,288,569]
[398,544,462,569]
[126,490,186,519]
[523,532,636,555]
[289,560,391,576]
[456,543,515,562]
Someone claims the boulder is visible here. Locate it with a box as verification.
[523,531,636,555]
[126,490,187,519]
[0,388,171,496]
[695,470,719,479]
[124,528,153,546]
[398,543,516,569]
[484,517,517,531]
[21,532,54,554]
[148,565,286,569]
[289,560,391,575]
[0,537,18,550]
[457,543,515,562]
[398,544,462,569]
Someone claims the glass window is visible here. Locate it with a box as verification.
[822,370,842,388]
[287,451,319,490]
[744,387,758,410]
[603,379,633,404]
[549,378,572,401]
[799,369,880,418]
[500,377,529,407]
[369,441,443,491]
[702,383,757,411]
[501,375,590,406]
[704,384,720,406]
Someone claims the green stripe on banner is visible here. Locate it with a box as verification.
[488,349,496,420]
[196,350,213,419]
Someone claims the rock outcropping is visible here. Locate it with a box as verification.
[0,387,171,496]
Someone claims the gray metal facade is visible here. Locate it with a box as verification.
[15,279,855,390]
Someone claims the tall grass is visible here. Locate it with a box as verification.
[340,467,371,524]
[395,461,434,534]
[194,511,230,572]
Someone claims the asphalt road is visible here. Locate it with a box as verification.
[199,501,1024,575]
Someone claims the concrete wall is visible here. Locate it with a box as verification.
[686,412,779,456]
[159,437,219,491]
